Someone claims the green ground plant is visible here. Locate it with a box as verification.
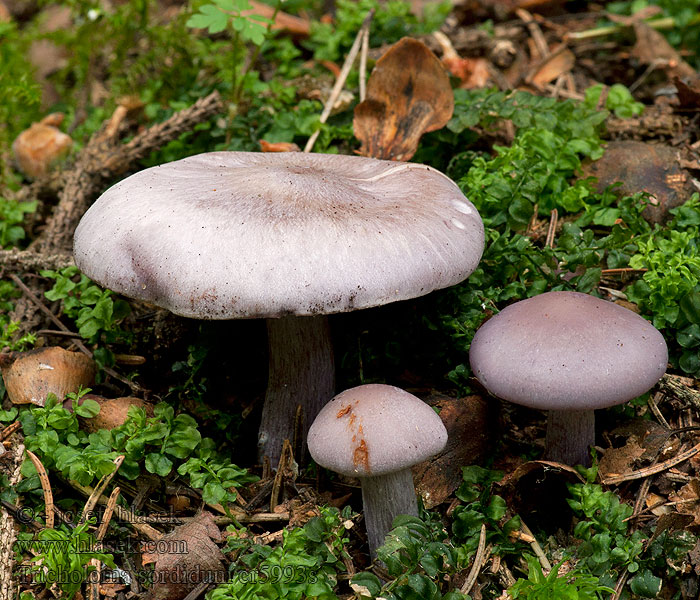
[214,506,353,600]
[16,519,115,600]
[41,266,131,370]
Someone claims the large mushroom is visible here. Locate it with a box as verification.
[469,291,668,466]
[307,384,448,558]
[73,151,484,464]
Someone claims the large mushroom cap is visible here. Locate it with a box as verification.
[469,291,668,410]
[307,383,447,477]
[73,151,484,319]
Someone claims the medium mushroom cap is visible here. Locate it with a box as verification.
[73,151,484,319]
[307,383,448,477]
[469,291,668,411]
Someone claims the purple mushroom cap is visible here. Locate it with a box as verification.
[469,291,668,411]
[308,383,448,477]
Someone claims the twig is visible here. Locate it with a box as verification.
[460,523,487,595]
[359,28,370,102]
[0,422,20,442]
[544,209,558,248]
[647,392,670,429]
[0,248,74,273]
[79,455,124,525]
[96,486,120,541]
[183,581,212,600]
[521,520,551,571]
[69,478,163,540]
[601,442,700,485]
[657,373,700,411]
[304,10,374,152]
[515,8,549,59]
[566,15,700,41]
[26,451,54,529]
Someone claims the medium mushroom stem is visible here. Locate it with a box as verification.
[360,469,418,559]
[544,409,595,467]
[258,315,335,465]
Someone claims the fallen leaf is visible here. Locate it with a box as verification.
[632,22,699,83]
[413,394,494,508]
[675,77,700,109]
[669,478,700,526]
[143,512,226,600]
[354,37,453,161]
[598,438,646,479]
[582,140,693,224]
[529,47,576,87]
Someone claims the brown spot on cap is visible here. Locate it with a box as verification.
[353,439,370,473]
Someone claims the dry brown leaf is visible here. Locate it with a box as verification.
[645,492,671,516]
[445,56,491,89]
[413,394,494,508]
[143,512,226,600]
[582,140,693,224]
[598,438,646,479]
[353,37,453,161]
[0,347,96,406]
[530,47,575,87]
[12,113,73,178]
[632,22,699,83]
[669,478,700,526]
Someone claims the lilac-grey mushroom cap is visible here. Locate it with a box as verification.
[307,384,447,477]
[73,152,484,319]
[469,291,668,411]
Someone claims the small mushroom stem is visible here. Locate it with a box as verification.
[360,469,418,559]
[544,409,595,467]
[258,315,335,465]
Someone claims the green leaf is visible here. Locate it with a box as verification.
[202,481,227,505]
[145,453,173,476]
[74,398,101,418]
[628,569,662,598]
[187,4,229,34]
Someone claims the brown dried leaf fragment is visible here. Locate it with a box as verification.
[353,37,453,161]
[143,511,226,600]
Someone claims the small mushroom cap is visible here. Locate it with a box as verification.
[73,151,484,319]
[469,291,668,410]
[307,383,448,477]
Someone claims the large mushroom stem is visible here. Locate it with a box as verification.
[360,469,419,559]
[544,409,595,467]
[258,315,335,465]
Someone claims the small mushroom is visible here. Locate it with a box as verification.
[0,347,96,406]
[307,384,447,558]
[73,151,484,465]
[469,291,668,466]
[63,394,153,432]
[12,113,72,178]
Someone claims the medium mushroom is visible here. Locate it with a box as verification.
[307,383,447,558]
[469,290,668,466]
[73,151,484,464]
